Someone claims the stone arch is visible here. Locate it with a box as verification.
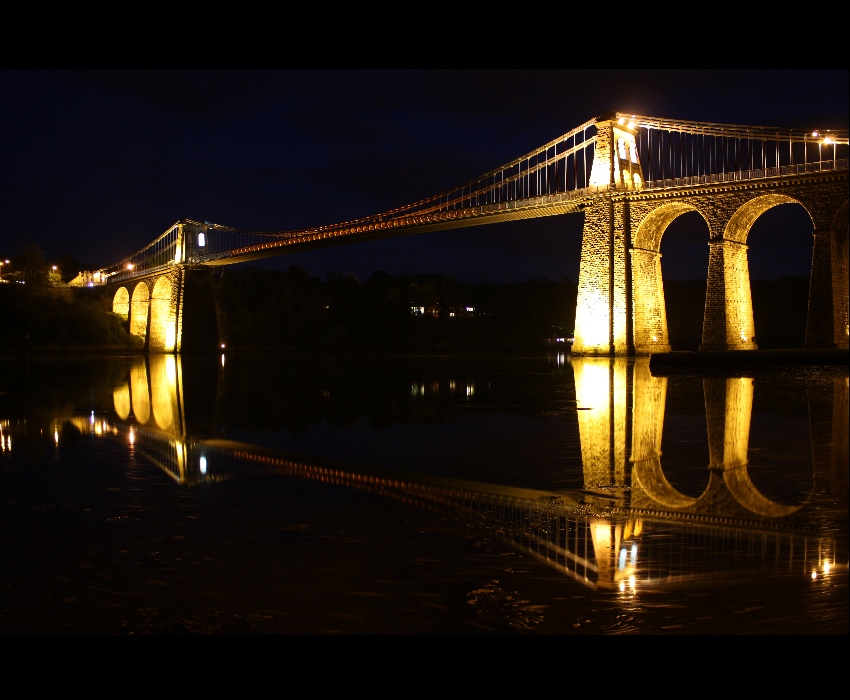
[631,202,704,354]
[112,286,130,322]
[630,459,701,510]
[730,194,804,349]
[700,193,804,351]
[149,276,176,352]
[130,282,151,344]
[726,193,808,244]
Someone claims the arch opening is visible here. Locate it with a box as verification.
[747,202,814,349]
[633,206,708,353]
[129,283,150,343]
[113,287,130,321]
[149,276,175,352]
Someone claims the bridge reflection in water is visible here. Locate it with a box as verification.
[88,354,847,594]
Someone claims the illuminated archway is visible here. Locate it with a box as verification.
[129,283,150,343]
[112,286,130,321]
[703,193,804,350]
[149,276,175,352]
[631,202,703,354]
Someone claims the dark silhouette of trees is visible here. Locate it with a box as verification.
[0,238,811,354]
[0,243,136,352]
[213,268,578,353]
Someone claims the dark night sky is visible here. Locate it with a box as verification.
[1,69,847,284]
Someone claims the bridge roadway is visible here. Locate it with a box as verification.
[193,166,845,267]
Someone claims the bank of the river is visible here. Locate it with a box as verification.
[0,344,143,357]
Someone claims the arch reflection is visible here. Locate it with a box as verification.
[571,357,820,518]
[97,354,846,593]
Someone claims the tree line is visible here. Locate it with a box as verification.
[214,266,576,353]
[0,243,810,354]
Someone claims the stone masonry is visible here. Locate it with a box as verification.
[573,118,848,355]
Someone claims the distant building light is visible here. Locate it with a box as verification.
[198,233,206,247]
[465,306,474,312]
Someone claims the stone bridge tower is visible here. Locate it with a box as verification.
[572,115,848,356]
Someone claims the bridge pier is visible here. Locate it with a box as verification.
[700,238,758,351]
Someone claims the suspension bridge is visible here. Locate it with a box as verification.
[76,111,849,355]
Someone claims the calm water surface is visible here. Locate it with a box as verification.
[0,352,846,635]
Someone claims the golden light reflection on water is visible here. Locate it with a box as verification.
[24,354,847,596]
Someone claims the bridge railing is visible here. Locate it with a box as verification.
[630,113,849,184]
[641,158,848,192]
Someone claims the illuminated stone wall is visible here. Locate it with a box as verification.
[149,275,178,351]
[112,267,219,353]
[573,200,625,354]
[129,282,150,346]
[112,287,129,322]
[574,118,644,355]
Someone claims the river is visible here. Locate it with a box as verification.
[0,351,846,634]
